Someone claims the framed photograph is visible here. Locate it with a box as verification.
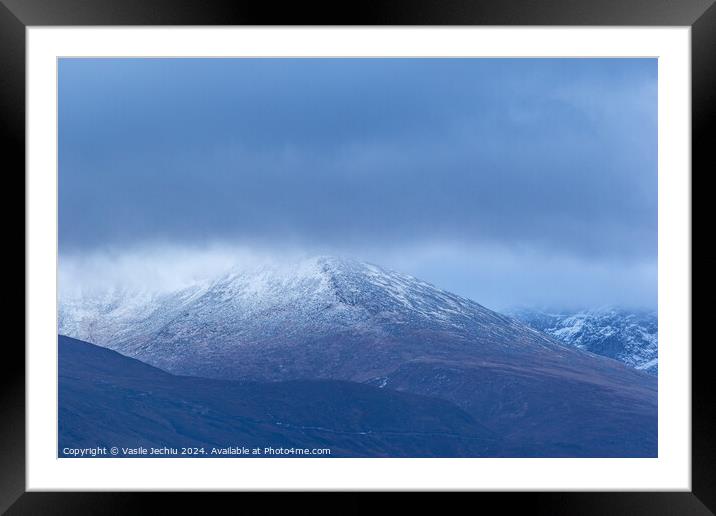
[6,0,713,512]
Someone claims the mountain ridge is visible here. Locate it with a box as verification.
[506,306,658,375]
[59,255,657,456]
[59,255,582,380]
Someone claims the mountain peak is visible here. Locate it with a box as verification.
[60,255,570,380]
[58,257,657,456]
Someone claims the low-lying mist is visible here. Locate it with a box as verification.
[58,242,657,312]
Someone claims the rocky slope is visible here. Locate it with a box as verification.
[507,307,657,375]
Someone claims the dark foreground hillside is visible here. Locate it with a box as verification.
[59,333,657,458]
[58,335,501,458]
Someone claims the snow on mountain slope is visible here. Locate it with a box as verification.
[506,307,658,375]
[59,255,657,456]
[59,255,565,380]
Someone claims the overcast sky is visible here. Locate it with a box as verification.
[59,58,657,310]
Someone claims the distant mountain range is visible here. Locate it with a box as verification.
[506,307,657,375]
[59,256,657,457]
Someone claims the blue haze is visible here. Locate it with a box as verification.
[59,58,657,310]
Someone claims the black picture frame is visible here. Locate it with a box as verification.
[3,0,713,513]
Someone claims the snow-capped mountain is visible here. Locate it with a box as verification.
[506,307,657,375]
[59,255,563,381]
[59,255,657,456]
